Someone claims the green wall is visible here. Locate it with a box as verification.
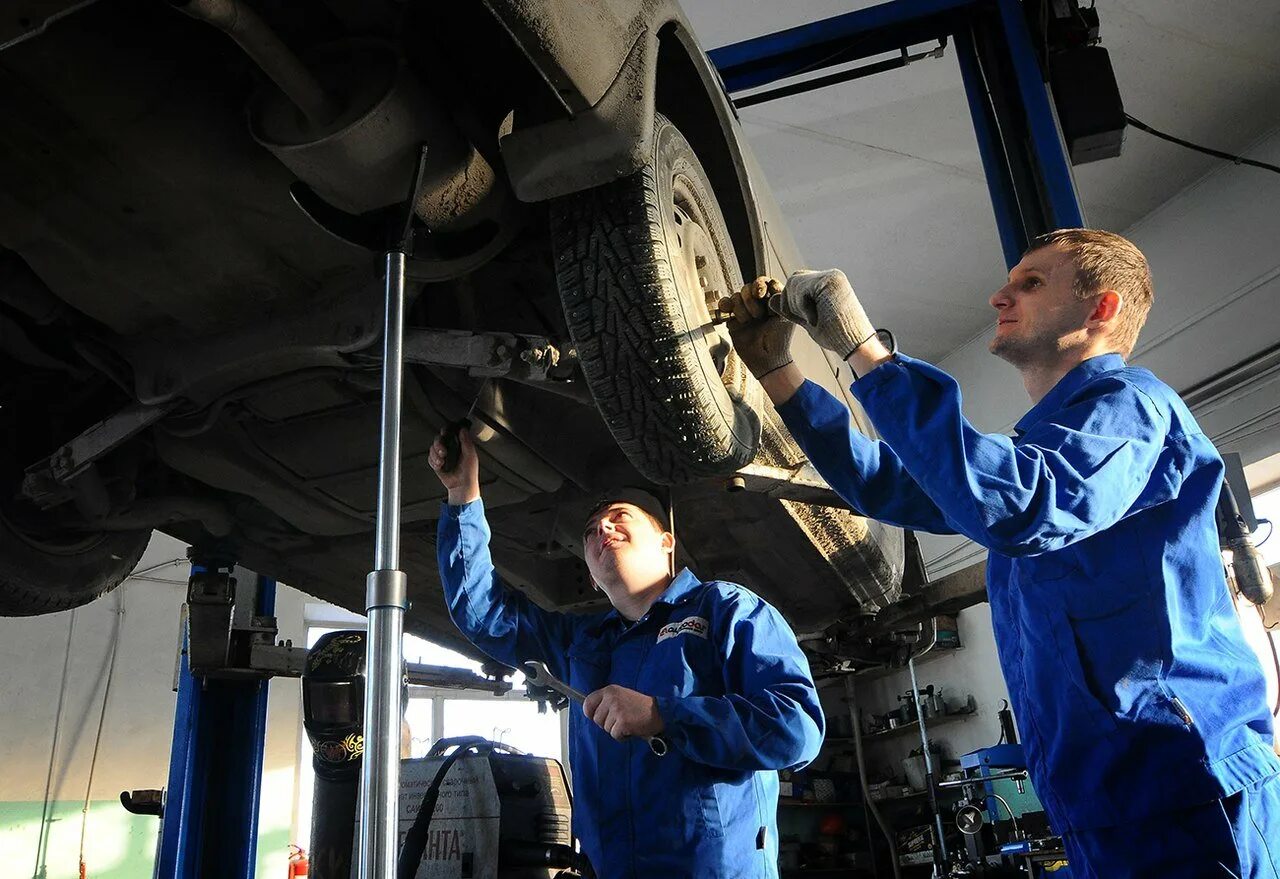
[1,798,294,878]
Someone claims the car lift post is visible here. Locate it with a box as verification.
[156,554,273,879]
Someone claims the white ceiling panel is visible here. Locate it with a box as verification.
[683,0,1280,362]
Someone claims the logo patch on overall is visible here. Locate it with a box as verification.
[657,616,709,643]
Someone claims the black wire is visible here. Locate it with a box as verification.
[1254,518,1273,547]
[991,699,1009,747]
[1253,605,1280,718]
[1125,114,1280,176]
[1267,629,1280,718]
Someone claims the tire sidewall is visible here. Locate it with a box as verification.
[651,116,765,443]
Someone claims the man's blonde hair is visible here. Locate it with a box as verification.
[1027,228,1153,356]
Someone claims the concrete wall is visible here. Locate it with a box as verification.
[0,532,309,879]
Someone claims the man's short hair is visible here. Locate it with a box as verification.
[1026,228,1153,356]
[586,488,669,533]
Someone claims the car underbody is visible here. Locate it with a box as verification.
[0,0,916,667]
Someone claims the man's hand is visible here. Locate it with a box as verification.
[429,427,481,506]
[720,277,794,379]
[774,269,876,360]
[583,685,665,742]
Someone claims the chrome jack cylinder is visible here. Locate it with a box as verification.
[359,250,409,879]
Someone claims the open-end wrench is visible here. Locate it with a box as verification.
[523,660,668,756]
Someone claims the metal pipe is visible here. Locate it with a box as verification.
[374,252,405,572]
[908,648,949,870]
[359,597,404,879]
[988,792,1021,838]
[359,249,410,879]
[938,768,1027,788]
[171,0,339,126]
[847,676,901,879]
[88,496,235,537]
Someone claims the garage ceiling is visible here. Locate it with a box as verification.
[683,0,1280,363]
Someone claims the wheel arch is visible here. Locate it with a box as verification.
[653,20,767,292]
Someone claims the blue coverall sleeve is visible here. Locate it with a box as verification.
[655,591,824,772]
[437,499,579,681]
[776,379,958,534]
[852,356,1170,556]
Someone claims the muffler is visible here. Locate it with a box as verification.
[174,0,509,237]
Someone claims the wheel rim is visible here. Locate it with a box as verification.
[0,505,107,556]
[667,172,734,375]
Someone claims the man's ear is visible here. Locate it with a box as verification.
[1088,290,1123,326]
[661,532,675,554]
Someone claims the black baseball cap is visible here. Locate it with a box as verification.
[586,488,670,531]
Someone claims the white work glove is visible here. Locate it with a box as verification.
[720,277,795,379]
[773,269,876,360]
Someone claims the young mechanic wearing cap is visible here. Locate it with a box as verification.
[429,429,824,879]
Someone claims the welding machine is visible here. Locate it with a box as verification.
[301,631,590,879]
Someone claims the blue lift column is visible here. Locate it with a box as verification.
[709,0,1085,270]
[156,550,275,879]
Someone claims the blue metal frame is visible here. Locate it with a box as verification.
[709,0,1085,269]
[156,565,275,879]
[156,604,204,879]
[961,743,1028,826]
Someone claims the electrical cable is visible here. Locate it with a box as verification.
[1268,631,1280,718]
[1125,115,1280,176]
[1254,518,1273,548]
[988,793,1021,838]
[78,590,126,878]
[1259,607,1280,718]
[992,699,1010,746]
[34,609,77,879]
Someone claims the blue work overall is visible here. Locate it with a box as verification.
[778,352,1280,877]
[437,500,825,879]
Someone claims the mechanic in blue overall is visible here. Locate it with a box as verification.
[428,430,824,878]
[723,228,1279,878]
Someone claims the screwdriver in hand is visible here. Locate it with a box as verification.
[440,380,488,472]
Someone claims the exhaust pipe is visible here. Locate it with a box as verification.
[171,0,339,127]
[173,0,509,237]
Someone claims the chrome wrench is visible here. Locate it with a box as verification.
[522,660,669,756]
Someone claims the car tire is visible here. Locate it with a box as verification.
[551,113,762,484]
[0,511,149,615]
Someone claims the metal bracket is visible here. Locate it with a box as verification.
[186,555,309,679]
[120,789,165,817]
[22,402,172,506]
[405,662,512,695]
[401,327,578,383]
[247,622,309,677]
[186,559,237,673]
[725,461,852,509]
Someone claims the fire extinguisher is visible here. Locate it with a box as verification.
[288,845,309,878]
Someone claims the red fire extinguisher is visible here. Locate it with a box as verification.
[288,844,309,878]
